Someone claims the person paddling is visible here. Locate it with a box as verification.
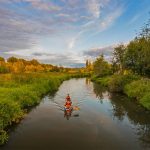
[64,94,72,109]
[66,94,71,101]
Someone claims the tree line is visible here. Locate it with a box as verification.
[0,56,85,74]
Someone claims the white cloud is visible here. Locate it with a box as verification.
[87,0,110,18]
[87,0,101,18]
[68,38,75,49]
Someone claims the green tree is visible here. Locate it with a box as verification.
[124,37,150,76]
[113,44,126,73]
[93,55,112,77]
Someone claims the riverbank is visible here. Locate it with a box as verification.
[0,72,88,145]
[91,74,150,110]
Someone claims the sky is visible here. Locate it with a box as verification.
[0,0,150,67]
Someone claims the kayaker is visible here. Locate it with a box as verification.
[64,94,72,109]
[66,94,71,101]
[65,100,72,108]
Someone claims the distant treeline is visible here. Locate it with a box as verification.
[0,57,86,74]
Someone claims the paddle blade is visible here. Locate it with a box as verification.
[73,106,80,110]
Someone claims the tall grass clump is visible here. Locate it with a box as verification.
[0,99,23,145]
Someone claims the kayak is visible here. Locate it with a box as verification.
[64,106,73,111]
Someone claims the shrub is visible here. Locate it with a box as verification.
[124,79,150,99]
[108,74,139,92]
[140,92,150,110]
[0,130,8,145]
[0,99,23,130]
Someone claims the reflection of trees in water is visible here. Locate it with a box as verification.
[137,124,150,149]
[93,83,150,148]
[64,109,72,120]
[93,83,107,101]
[110,93,150,149]
[85,78,91,85]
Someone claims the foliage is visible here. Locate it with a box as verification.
[124,37,150,76]
[85,59,93,74]
[0,57,5,62]
[7,57,18,63]
[124,79,150,98]
[108,74,139,92]
[0,56,88,74]
[0,131,8,145]
[91,76,111,87]
[124,79,150,109]
[93,55,112,77]
[140,92,150,109]
[112,44,126,73]
[0,65,9,73]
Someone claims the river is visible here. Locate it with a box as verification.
[1,78,150,150]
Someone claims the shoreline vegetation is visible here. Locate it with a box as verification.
[0,56,89,145]
[90,19,150,111]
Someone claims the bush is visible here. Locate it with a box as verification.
[0,130,8,145]
[0,99,23,130]
[124,79,150,99]
[94,77,111,87]
[124,79,150,109]
[108,74,139,92]
[140,92,150,109]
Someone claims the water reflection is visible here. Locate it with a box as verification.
[64,108,73,120]
[93,81,150,149]
[93,82,109,103]
[85,78,91,85]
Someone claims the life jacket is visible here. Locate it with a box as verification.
[65,100,72,108]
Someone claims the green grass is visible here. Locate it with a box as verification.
[0,72,86,145]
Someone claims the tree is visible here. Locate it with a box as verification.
[86,60,89,68]
[93,55,112,77]
[0,57,5,62]
[124,37,150,76]
[113,44,126,73]
[7,57,18,63]
[30,59,40,65]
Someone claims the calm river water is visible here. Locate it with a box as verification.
[1,78,150,150]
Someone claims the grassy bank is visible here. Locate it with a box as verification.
[0,72,87,145]
[92,74,150,110]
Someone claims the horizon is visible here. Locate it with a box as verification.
[0,0,150,67]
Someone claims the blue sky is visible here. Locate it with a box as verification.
[0,0,149,67]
